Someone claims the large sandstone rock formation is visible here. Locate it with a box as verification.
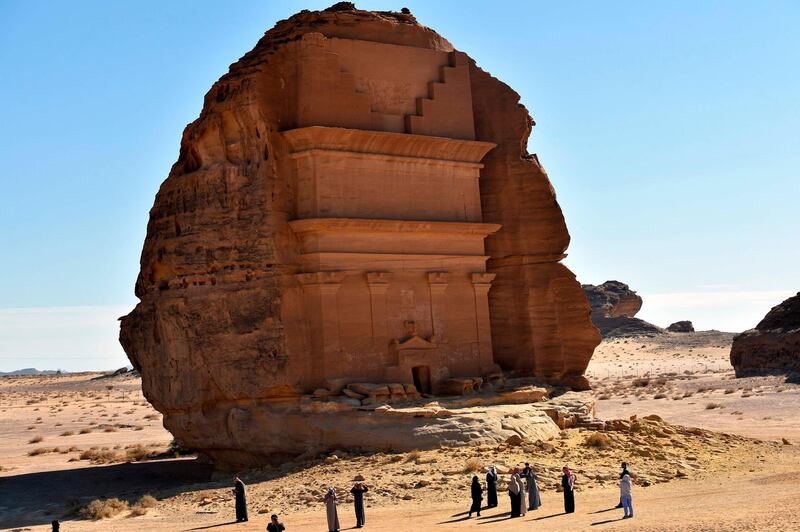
[583,281,663,337]
[119,3,600,468]
[730,292,800,378]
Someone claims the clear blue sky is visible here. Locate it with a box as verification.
[1,1,798,371]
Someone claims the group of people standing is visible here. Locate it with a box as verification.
[470,463,560,518]
[470,462,632,519]
[229,461,632,529]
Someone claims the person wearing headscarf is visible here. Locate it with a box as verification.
[615,461,631,508]
[561,466,576,513]
[51,521,60,532]
[324,487,340,532]
[267,514,286,532]
[486,465,498,508]
[620,472,633,519]
[469,475,483,517]
[350,481,368,528]
[232,476,248,522]
[508,469,522,517]
[526,465,541,511]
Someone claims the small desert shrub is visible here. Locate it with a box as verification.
[463,457,482,473]
[653,393,667,400]
[60,431,74,437]
[143,414,159,420]
[598,394,611,400]
[633,378,650,388]
[724,389,735,394]
[129,505,148,517]
[584,432,612,449]
[103,427,118,433]
[125,445,152,462]
[28,435,43,444]
[705,403,722,410]
[79,449,122,464]
[136,495,157,508]
[28,447,52,456]
[80,498,129,520]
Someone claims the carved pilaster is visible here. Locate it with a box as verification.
[366,272,392,355]
[471,272,496,372]
[296,271,345,385]
[427,271,449,342]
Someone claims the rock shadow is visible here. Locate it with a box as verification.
[0,457,214,529]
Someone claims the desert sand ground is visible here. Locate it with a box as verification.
[2,331,800,531]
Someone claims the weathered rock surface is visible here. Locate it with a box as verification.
[119,4,599,468]
[731,292,800,377]
[667,320,694,333]
[583,280,643,318]
[583,281,663,338]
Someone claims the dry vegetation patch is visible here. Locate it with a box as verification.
[80,498,129,520]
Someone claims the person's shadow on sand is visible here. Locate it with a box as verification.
[187,521,239,530]
[591,517,627,526]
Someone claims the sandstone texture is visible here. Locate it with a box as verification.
[583,280,663,338]
[731,292,800,378]
[119,3,599,468]
[667,320,694,333]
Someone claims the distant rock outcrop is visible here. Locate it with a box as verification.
[0,368,59,377]
[667,321,694,333]
[582,281,663,338]
[730,292,800,377]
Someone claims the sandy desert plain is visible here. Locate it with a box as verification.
[2,331,800,531]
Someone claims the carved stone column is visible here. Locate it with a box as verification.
[296,271,345,386]
[471,272,496,372]
[366,272,392,357]
[427,272,449,343]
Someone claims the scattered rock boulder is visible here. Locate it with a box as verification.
[730,292,800,378]
[583,281,664,338]
[667,321,694,333]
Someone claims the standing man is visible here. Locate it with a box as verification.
[615,462,631,508]
[486,465,498,508]
[350,480,369,528]
[232,476,248,522]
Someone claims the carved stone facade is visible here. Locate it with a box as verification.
[119,5,600,467]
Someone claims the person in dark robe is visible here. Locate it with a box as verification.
[232,476,248,522]
[468,475,482,517]
[486,465,498,508]
[350,481,368,528]
[51,521,60,532]
[508,470,522,517]
[615,462,630,508]
[324,486,340,532]
[561,466,575,514]
[527,467,541,511]
[267,514,286,532]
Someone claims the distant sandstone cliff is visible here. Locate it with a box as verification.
[731,292,800,378]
